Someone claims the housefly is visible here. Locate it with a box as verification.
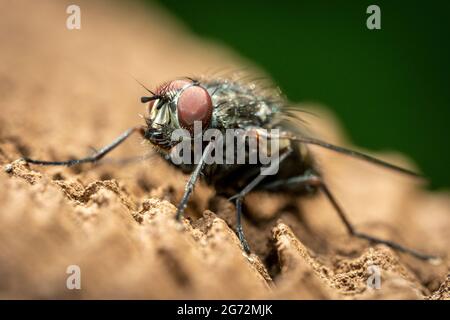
[20,74,437,261]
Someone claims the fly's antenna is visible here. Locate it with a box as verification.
[140,96,160,103]
[273,133,423,178]
[130,75,160,103]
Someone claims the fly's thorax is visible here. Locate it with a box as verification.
[205,79,281,131]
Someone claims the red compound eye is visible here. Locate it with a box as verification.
[177,85,212,130]
[148,80,192,114]
[164,79,191,92]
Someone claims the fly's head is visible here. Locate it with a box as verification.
[141,78,213,150]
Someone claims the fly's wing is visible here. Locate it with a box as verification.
[271,104,319,169]
[203,72,286,131]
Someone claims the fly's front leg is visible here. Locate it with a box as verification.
[175,142,214,220]
[229,148,293,253]
[22,126,145,166]
[263,171,438,261]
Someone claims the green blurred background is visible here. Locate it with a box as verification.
[149,0,449,189]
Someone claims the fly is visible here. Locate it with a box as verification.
[19,74,437,262]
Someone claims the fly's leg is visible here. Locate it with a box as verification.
[263,171,437,261]
[229,148,293,253]
[234,197,250,253]
[319,182,438,261]
[22,127,145,166]
[175,142,214,220]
